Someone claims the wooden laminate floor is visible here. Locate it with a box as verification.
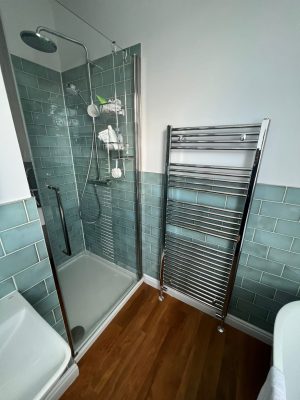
[61,284,271,400]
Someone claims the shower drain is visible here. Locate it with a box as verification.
[71,326,85,344]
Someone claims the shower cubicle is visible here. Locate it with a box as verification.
[10,20,142,355]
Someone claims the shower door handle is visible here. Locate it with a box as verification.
[47,185,72,256]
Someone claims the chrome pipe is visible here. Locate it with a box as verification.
[171,139,258,144]
[171,146,257,150]
[171,132,260,137]
[165,233,234,257]
[170,163,252,171]
[165,256,230,284]
[172,123,261,131]
[168,200,243,216]
[164,270,226,298]
[167,211,240,233]
[169,173,250,186]
[166,237,233,262]
[168,203,242,224]
[169,183,247,197]
[165,281,223,309]
[164,265,227,295]
[166,245,232,271]
[164,274,225,305]
[169,178,248,193]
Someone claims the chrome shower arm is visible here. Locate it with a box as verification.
[36,26,93,104]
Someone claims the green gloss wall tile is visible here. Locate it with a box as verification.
[22,281,48,304]
[1,221,43,253]
[13,54,85,267]
[21,58,48,78]
[268,248,300,268]
[282,265,300,283]
[250,200,261,214]
[253,230,293,250]
[14,258,52,292]
[24,198,39,220]
[34,291,59,316]
[261,273,299,295]
[0,278,16,299]
[254,184,286,202]
[284,187,300,205]
[242,278,276,299]
[45,276,55,292]
[254,294,283,314]
[0,198,65,337]
[14,69,38,88]
[260,201,300,221]
[247,214,276,232]
[241,240,269,258]
[0,245,38,281]
[36,241,48,260]
[0,201,28,231]
[246,255,283,275]
[38,77,61,93]
[275,220,300,238]
[291,238,300,253]
[10,54,22,70]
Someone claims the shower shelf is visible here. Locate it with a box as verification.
[159,119,270,332]
[87,178,112,186]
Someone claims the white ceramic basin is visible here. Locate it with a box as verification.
[273,301,300,400]
[0,291,71,400]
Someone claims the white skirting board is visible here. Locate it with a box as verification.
[143,274,273,346]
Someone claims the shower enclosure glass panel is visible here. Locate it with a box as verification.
[10,39,141,353]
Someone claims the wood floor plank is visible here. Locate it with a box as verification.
[61,284,271,400]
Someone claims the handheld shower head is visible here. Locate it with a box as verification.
[65,83,99,117]
[66,83,80,96]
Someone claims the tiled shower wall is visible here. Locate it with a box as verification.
[141,172,300,333]
[62,44,140,272]
[11,54,85,267]
[0,198,66,338]
[11,45,140,273]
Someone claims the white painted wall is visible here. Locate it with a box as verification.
[1,0,299,187]
[0,0,61,71]
[56,0,300,187]
[0,66,30,204]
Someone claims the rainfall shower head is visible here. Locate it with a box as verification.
[20,30,57,53]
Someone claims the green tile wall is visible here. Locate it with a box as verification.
[0,198,66,338]
[230,184,300,332]
[11,54,85,267]
[61,44,140,272]
[141,172,300,333]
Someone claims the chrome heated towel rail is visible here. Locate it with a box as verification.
[159,119,270,332]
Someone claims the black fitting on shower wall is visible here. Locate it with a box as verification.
[47,185,72,257]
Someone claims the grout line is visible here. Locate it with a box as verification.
[11,257,50,281]
[35,243,40,262]
[282,186,288,202]
[11,276,17,290]
[280,264,285,277]
[0,218,40,233]
[2,239,44,257]
[0,238,6,257]
[23,200,30,222]
[44,279,49,295]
